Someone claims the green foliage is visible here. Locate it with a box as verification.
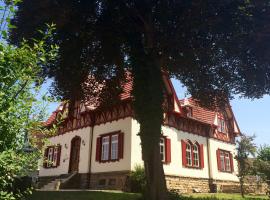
[253,145,270,197]
[0,1,58,199]
[129,165,146,194]
[235,134,256,197]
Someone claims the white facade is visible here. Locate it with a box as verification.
[40,117,239,183]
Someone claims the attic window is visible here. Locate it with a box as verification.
[217,118,227,133]
[186,107,193,117]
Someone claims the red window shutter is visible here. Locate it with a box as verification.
[181,140,187,167]
[43,147,49,168]
[165,138,171,164]
[118,132,124,159]
[95,137,101,162]
[57,145,61,166]
[200,144,204,169]
[216,149,221,171]
[229,153,234,172]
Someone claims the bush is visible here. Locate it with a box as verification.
[129,165,146,193]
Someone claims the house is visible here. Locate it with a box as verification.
[39,74,241,193]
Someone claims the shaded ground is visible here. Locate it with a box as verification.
[28,191,141,200]
[28,191,268,200]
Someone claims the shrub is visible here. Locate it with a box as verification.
[129,165,146,193]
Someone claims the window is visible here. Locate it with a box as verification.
[52,146,59,167]
[193,144,200,167]
[111,134,119,160]
[96,131,124,162]
[217,149,234,172]
[160,138,165,162]
[186,143,192,166]
[186,107,193,117]
[44,145,61,168]
[182,140,204,169]
[101,136,110,161]
[159,137,171,164]
[47,147,54,167]
[217,117,227,133]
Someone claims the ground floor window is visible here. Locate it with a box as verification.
[96,131,124,162]
[217,149,234,172]
[160,137,171,164]
[181,140,204,169]
[44,145,61,168]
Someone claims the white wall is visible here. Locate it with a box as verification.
[130,119,209,179]
[208,138,238,181]
[39,127,91,177]
[91,117,133,173]
[130,119,239,181]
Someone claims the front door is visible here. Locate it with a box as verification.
[69,136,81,173]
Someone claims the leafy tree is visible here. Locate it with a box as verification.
[0,1,58,199]
[254,145,270,197]
[235,134,256,198]
[10,1,270,199]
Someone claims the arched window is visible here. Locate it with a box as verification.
[186,143,192,166]
[182,140,204,169]
[193,143,200,167]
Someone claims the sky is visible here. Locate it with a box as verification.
[44,79,270,147]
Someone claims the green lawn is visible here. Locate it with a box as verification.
[28,191,141,200]
[185,193,268,200]
[28,191,268,200]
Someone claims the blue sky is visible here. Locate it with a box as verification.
[45,79,270,147]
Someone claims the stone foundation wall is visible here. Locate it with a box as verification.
[38,172,268,195]
[166,175,210,193]
[89,171,130,190]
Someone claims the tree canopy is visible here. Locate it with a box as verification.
[10,0,270,105]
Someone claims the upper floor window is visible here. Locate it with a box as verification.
[186,107,193,117]
[217,117,227,133]
[217,149,234,173]
[160,136,171,164]
[96,131,124,162]
[43,145,61,168]
[181,140,204,169]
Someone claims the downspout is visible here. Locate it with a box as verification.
[207,126,214,192]
[88,116,95,188]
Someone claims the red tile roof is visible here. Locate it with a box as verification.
[179,98,216,125]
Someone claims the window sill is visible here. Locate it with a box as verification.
[99,159,121,163]
[218,170,233,174]
[184,165,202,169]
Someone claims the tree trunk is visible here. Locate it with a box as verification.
[131,46,168,200]
[240,177,245,198]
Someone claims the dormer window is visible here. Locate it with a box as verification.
[217,118,226,133]
[186,106,193,117]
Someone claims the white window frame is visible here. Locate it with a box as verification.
[160,138,165,162]
[47,147,54,167]
[193,144,200,167]
[218,118,226,133]
[52,146,58,167]
[186,143,192,166]
[225,152,231,171]
[220,150,231,172]
[111,134,119,160]
[101,136,110,161]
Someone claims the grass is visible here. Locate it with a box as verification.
[185,193,268,200]
[27,191,141,200]
[27,191,268,200]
